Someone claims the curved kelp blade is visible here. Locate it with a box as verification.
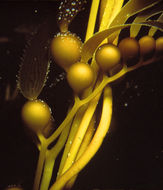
[130,2,163,37]
[18,22,51,100]
[99,0,124,30]
[110,0,161,27]
[149,13,163,36]
[81,21,163,64]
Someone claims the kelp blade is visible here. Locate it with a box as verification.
[149,13,163,36]
[106,0,161,44]
[99,0,124,30]
[18,22,51,100]
[130,2,163,37]
[110,0,161,27]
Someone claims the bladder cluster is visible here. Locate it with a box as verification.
[50,31,163,94]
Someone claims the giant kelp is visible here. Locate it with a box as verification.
[13,0,163,190]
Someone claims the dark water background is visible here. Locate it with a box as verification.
[0,1,163,190]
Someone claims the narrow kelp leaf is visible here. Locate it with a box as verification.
[81,21,163,64]
[107,0,161,45]
[17,21,51,100]
[130,2,163,37]
[110,0,161,27]
[57,0,87,32]
[149,13,163,36]
[99,0,124,30]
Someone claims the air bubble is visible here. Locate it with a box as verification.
[66,8,70,12]
[71,1,76,6]
[124,102,128,107]
[137,93,140,97]
[6,50,10,55]
[155,155,159,159]
[34,57,37,61]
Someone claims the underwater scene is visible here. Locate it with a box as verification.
[0,0,163,190]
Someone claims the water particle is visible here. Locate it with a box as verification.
[71,2,76,6]
[151,88,155,92]
[34,9,38,13]
[127,14,130,17]
[155,155,159,159]
[66,8,70,12]
[68,153,71,157]
[34,57,37,61]
[6,50,10,55]
[124,102,128,107]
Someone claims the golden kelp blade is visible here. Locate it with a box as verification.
[110,0,161,27]
[130,2,163,37]
[17,22,51,100]
[99,0,124,30]
[81,22,163,64]
[57,0,87,32]
[149,13,163,36]
[108,0,161,44]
